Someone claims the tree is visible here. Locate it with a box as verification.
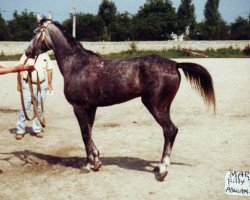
[230,16,250,40]
[98,0,117,40]
[176,0,196,38]
[7,10,37,41]
[0,13,9,41]
[189,21,207,40]
[204,0,220,25]
[201,0,229,40]
[109,12,133,41]
[63,13,105,41]
[133,0,177,40]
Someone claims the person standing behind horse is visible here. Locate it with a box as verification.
[15,53,54,140]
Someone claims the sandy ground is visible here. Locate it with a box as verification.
[0,58,249,200]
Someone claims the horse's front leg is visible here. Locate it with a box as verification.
[73,105,102,173]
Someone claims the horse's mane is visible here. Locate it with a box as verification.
[52,21,101,58]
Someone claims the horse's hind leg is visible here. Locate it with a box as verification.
[73,105,102,173]
[141,74,179,181]
[143,100,178,181]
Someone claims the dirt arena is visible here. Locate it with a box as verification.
[0,58,249,200]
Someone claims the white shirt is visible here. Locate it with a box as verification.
[19,53,54,82]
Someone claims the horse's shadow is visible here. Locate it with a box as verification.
[0,150,192,173]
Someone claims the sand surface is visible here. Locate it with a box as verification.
[0,58,249,200]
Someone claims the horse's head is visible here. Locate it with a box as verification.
[25,13,54,58]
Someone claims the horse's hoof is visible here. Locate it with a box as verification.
[80,165,91,174]
[92,160,102,171]
[155,171,168,182]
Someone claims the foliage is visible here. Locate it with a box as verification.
[103,47,248,60]
[230,16,250,40]
[200,0,229,40]
[128,41,138,53]
[204,0,221,25]
[0,0,249,41]
[133,0,177,40]
[98,0,117,41]
[0,13,9,41]
[63,13,105,41]
[0,52,22,61]
[176,0,196,37]
[109,12,133,41]
[205,46,243,57]
[243,44,250,55]
[7,10,37,41]
[98,0,117,27]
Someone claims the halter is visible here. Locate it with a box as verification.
[37,21,53,51]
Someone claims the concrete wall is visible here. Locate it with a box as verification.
[0,40,249,55]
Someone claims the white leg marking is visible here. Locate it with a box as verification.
[158,157,170,173]
[162,156,170,166]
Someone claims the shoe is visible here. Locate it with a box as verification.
[35,133,43,138]
[15,134,24,140]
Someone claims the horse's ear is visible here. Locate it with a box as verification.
[48,12,53,20]
[36,13,42,23]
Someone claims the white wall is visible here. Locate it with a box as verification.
[0,40,249,55]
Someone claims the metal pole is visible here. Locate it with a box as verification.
[72,0,76,38]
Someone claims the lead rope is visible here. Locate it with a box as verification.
[34,68,46,127]
[17,56,36,121]
[18,55,46,127]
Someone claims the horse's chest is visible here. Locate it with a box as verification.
[63,79,87,104]
[63,78,100,105]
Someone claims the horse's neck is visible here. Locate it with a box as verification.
[48,24,92,77]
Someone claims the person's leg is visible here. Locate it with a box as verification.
[16,81,32,139]
[32,82,47,137]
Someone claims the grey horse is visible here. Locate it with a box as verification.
[25,14,216,181]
